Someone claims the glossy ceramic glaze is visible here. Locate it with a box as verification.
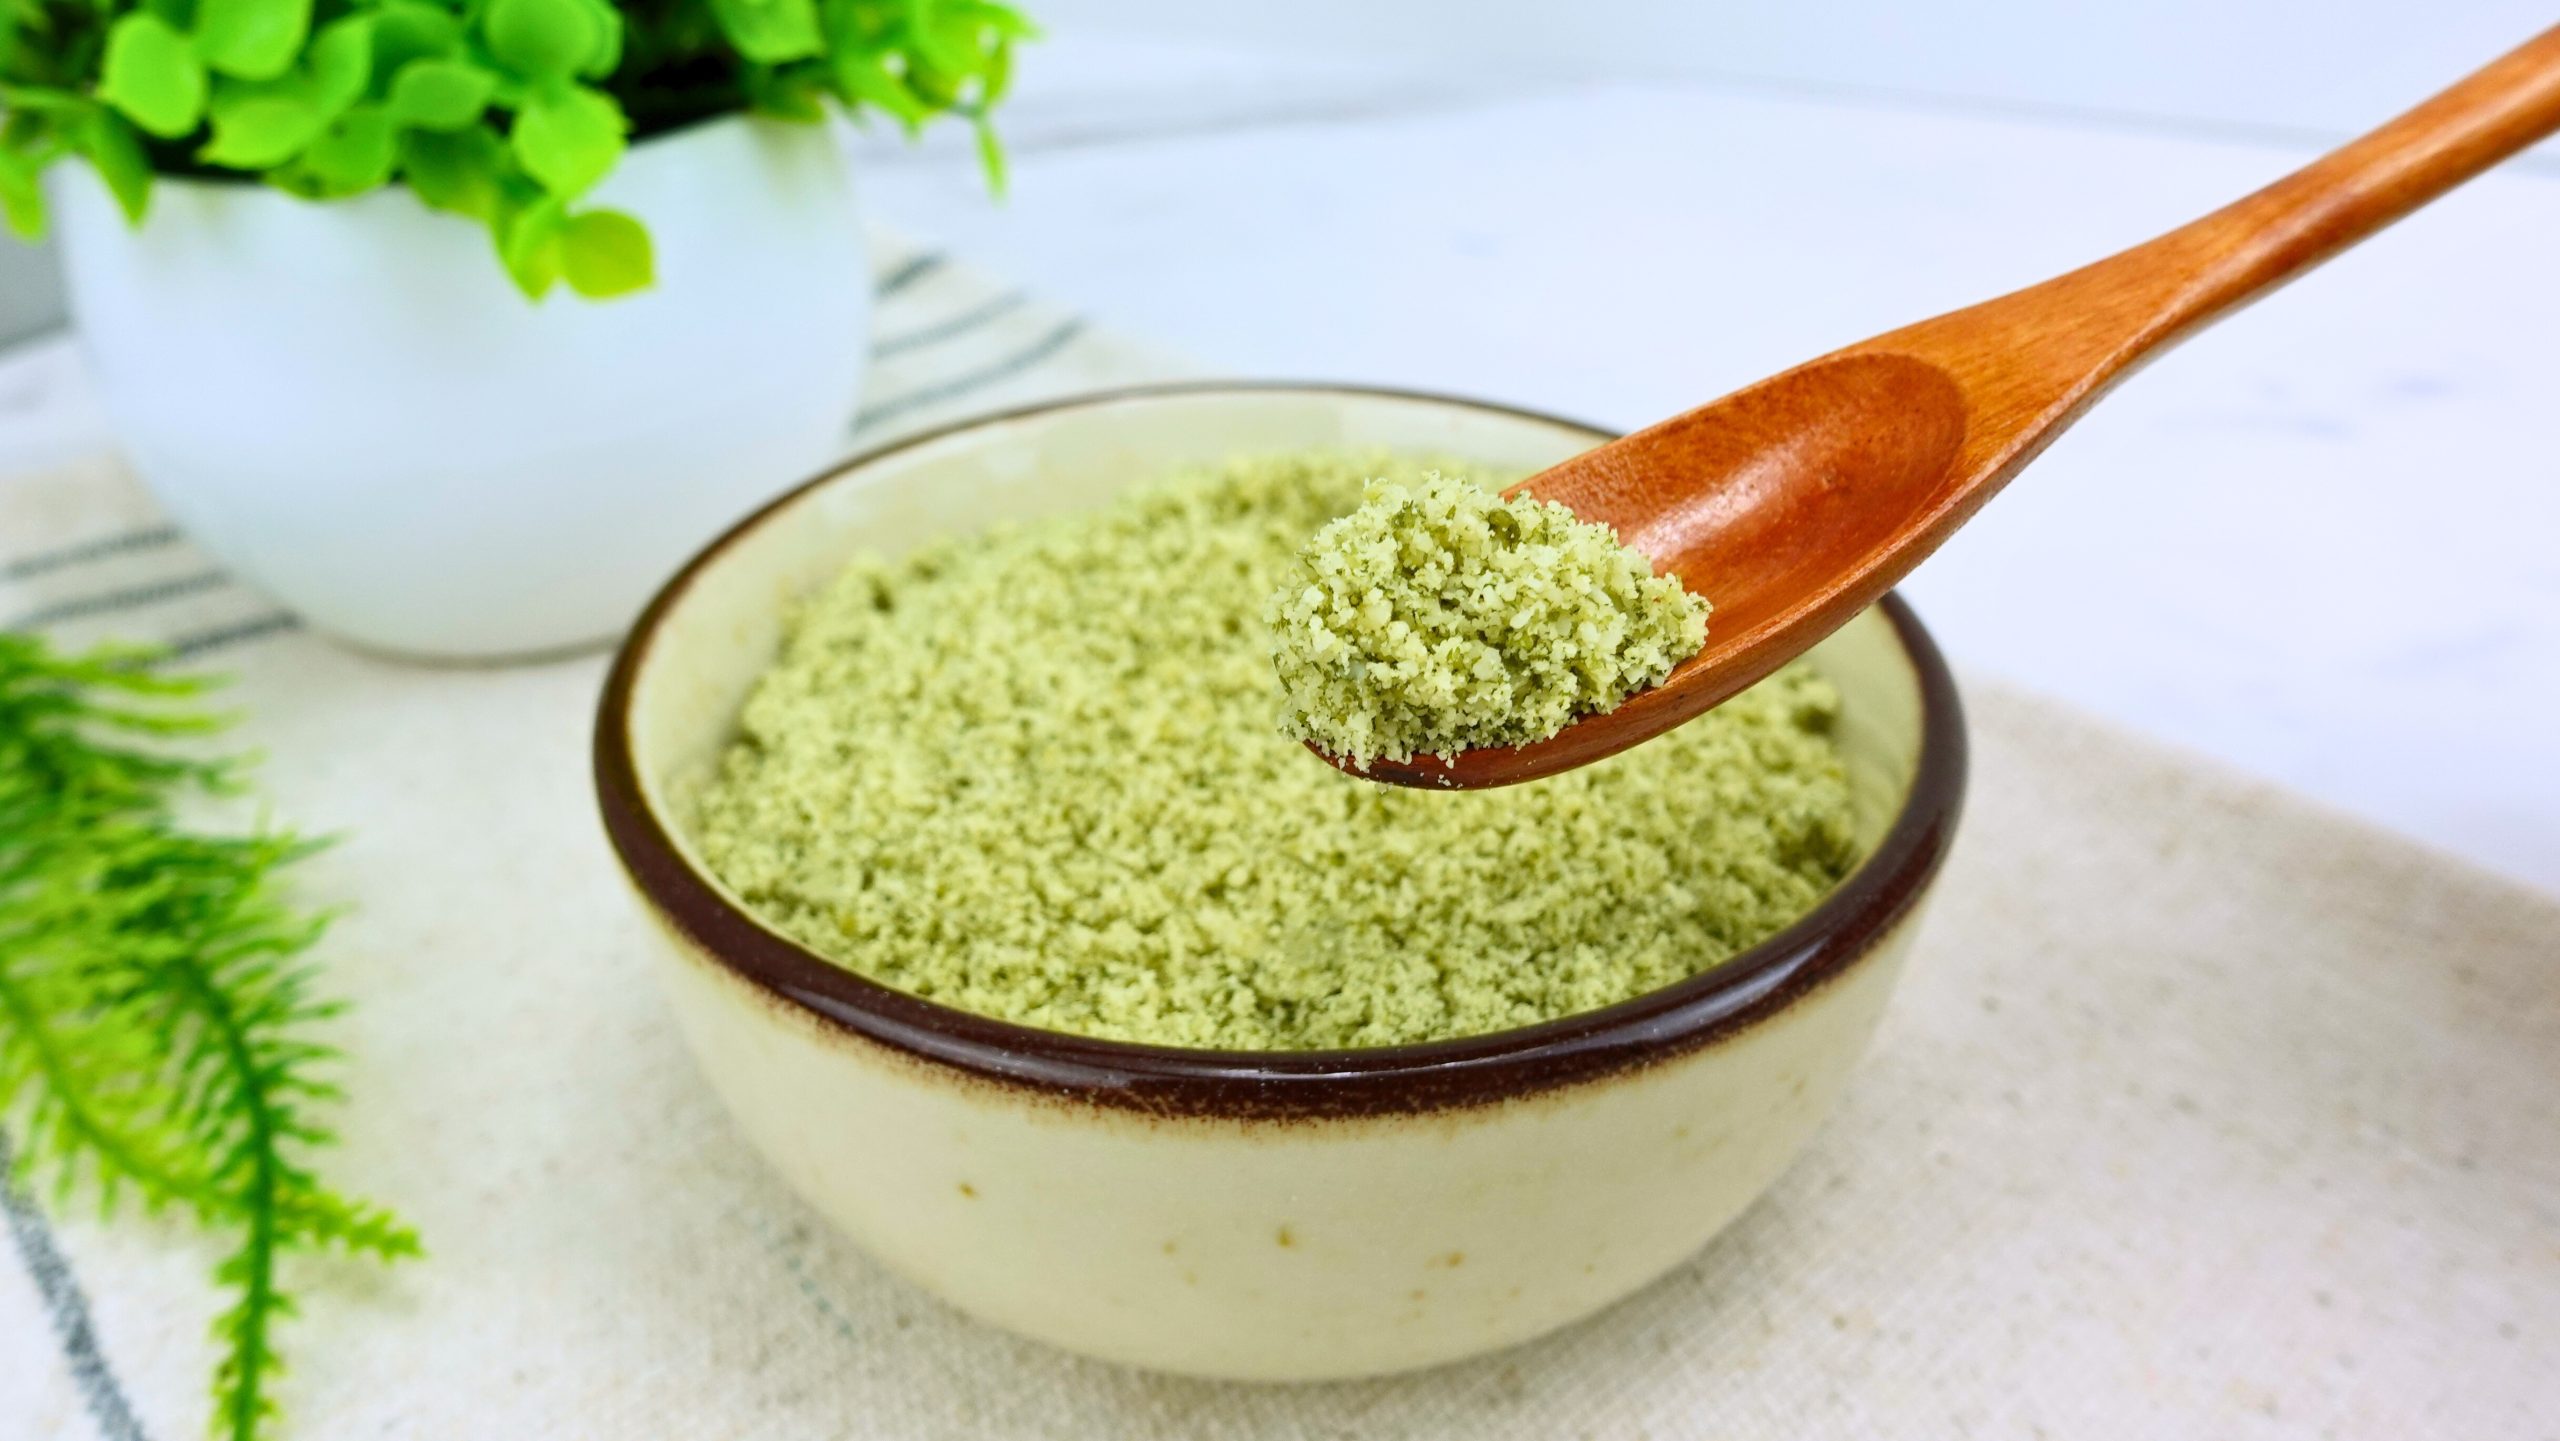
[595,385,1967,1378]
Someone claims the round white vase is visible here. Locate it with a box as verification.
[48,114,871,661]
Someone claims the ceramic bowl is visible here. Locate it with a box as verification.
[594,383,1966,1380]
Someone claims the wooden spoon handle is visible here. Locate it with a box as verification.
[1869,24,2560,446]
[2150,24,2560,323]
[2145,22,2560,332]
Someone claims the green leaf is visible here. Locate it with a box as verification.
[497,194,563,297]
[200,86,323,167]
[564,0,622,78]
[481,0,601,80]
[306,16,375,115]
[903,56,961,109]
[977,27,1015,108]
[710,0,822,64]
[0,85,90,115]
[816,0,893,47]
[0,145,43,240]
[369,1,463,76]
[508,83,622,197]
[385,59,494,130]
[557,206,651,298]
[99,15,208,140]
[744,64,826,123]
[904,0,1003,79]
[972,113,1004,197]
[398,125,503,218]
[829,50,926,130]
[955,0,1039,41]
[193,0,313,82]
[297,104,396,195]
[85,109,155,223]
[0,634,417,1441]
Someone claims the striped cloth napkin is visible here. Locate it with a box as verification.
[5,236,2554,1441]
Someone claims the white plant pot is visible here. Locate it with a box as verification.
[48,115,871,660]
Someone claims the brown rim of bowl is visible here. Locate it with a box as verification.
[594,381,1967,1122]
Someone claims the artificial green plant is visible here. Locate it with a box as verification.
[0,0,1028,297]
[0,633,418,1440]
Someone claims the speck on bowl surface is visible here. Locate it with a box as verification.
[593,383,1967,1380]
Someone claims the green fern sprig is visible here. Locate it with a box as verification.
[0,631,419,1441]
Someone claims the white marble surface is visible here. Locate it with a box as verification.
[1044,3,2560,162]
[5,35,2556,895]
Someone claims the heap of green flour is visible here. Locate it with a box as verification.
[1271,473,1709,766]
[693,454,1856,1051]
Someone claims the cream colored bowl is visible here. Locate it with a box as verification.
[594,384,1966,1380]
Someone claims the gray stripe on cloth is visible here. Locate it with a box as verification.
[0,1133,153,1441]
[1,526,183,584]
[165,612,302,661]
[7,571,233,632]
[873,292,1029,360]
[852,318,1090,435]
[872,252,947,298]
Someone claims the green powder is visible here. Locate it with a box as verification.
[1270,473,1709,767]
[691,453,1856,1052]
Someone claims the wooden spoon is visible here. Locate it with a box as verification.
[1332,25,2560,790]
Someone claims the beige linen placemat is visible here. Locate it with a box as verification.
[5,239,2554,1440]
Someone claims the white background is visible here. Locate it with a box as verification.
[1040,1,2560,150]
